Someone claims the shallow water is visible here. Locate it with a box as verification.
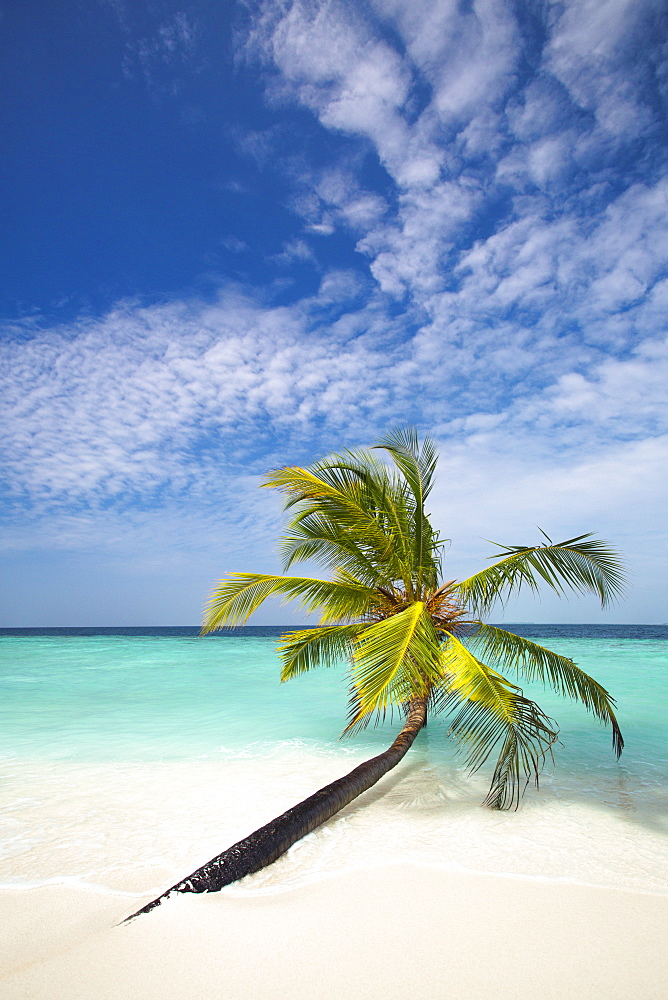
[1,626,666,896]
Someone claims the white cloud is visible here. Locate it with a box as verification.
[0,287,409,506]
[546,0,661,138]
[3,0,668,624]
[3,284,666,507]
[373,0,522,121]
[271,239,317,266]
[429,431,668,622]
[244,0,668,341]
[121,10,200,94]
[4,294,665,622]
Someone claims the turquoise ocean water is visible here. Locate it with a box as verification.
[1,625,666,896]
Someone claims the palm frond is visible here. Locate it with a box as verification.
[374,427,441,592]
[264,463,407,579]
[434,634,558,809]
[278,512,396,585]
[456,533,626,615]
[375,427,438,502]
[202,573,375,632]
[278,623,365,681]
[264,465,392,547]
[470,624,623,756]
[345,602,443,730]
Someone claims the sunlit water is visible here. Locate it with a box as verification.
[0,626,666,897]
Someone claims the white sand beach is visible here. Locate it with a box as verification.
[2,631,667,999]
[1,866,667,1000]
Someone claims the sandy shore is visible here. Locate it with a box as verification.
[1,865,667,1000]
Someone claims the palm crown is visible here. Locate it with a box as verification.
[203,428,625,810]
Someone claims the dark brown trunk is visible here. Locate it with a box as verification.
[124,697,427,921]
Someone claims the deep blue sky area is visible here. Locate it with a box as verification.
[1,0,667,624]
[2,1,298,317]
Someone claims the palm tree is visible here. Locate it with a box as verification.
[126,429,624,919]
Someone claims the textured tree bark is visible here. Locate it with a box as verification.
[124,697,427,921]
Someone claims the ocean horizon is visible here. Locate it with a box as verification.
[1,624,666,898]
[2,623,666,634]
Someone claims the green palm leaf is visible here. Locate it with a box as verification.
[278,623,365,681]
[346,602,443,728]
[456,533,626,615]
[264,462,407,580]
[375,427,441,592]
[278,512,395,586]
[202,573,375,631]
[470,624,623,756]
[375,427,438,502]
[435,634,558,809]
[263,464,389,540]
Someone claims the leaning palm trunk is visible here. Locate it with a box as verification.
[124,697,427,921]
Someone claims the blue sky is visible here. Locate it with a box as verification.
[1,0,667,625]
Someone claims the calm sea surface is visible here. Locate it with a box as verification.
[1,625,666,896]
